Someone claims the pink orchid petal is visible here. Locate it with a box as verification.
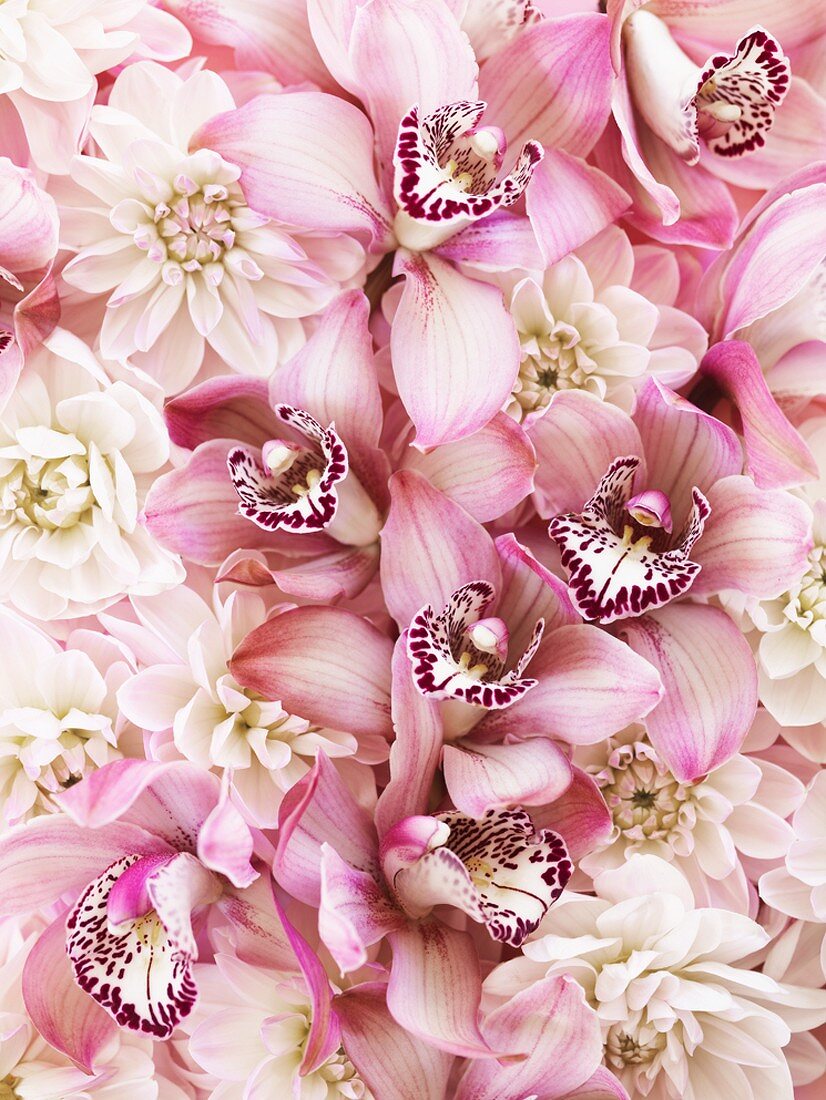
[529,390,645,517]
[632,378,741,506]
[387,920,494,1057]
[481,15,613,155]
[198,786,258,888]
[443,740,572,818]
[473,624,663,745]
[0,158,59,276]
[164,375,275,451]
[143,439,282,565]
[219,544,380,600]
[526,151,631,267]
[270,290,384,458]
[391,251,520,449]
[0,815,171,917]
[272,886,341,1074]
[456,976,603,1100]
[348,0,478,171]
[716,179,826,339]
[230,605,394,740]
[495,534,580,654]
[335,982,455,1100]
[107,852,173,926]
[529,766,613,862]
[563,1066,631,1099]
[375,637,444,836]
[274,754,378,907]
[22,914,118,1075]
[402,413,536,523]
[435,212,545,271]
[618,603,758,782]
[319,844,405,973]
[380,470,501,628]
[699,338,818,486]
[194,93,393,250]
[691,474,813,599]
[214,875,297,971]
[654,0,826,54]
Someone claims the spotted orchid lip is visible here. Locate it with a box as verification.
[549,456,710,625]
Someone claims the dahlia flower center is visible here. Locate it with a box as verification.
[784,544,826,630]
[606,1024,666,1068]
[314,1049,367,1096]
[515,318,589,413]
[211,676,317,771]
[594,741,693,842]
[3,450,93,531]
[0,1077,21,1100]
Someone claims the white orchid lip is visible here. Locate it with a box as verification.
[392,99,543,250]
[227,404,381,546]
[549,456,710,624]
[624,12,789,164]
[407,580,544,709]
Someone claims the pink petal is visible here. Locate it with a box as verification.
[529,390,644,517]
[526,151,631,267]
[691,474,813,599]
[563,1066,631,1099]
[530,766,613,862]
[143,440,280,565]
[219,545,380,601]
[0,815,170,917]
[473,624,663,745]
[495,534,580,655]
[335,982,455,1100]
[618,603,758,782]
[164,375,275,450]
[230,605,394,740]
[380,470,501,628]
[375,637,444,836]
[22,914,118,1074]
[198,786,257,888]
[481,15,613,155]
[274,754,379,906]
[443,740,572,818]
[270,289,384,458]
[214,875,296,971]
[435,212,545,271]
[387,920,494,1057]
[319,844,404,972]
[401,413,536,523]
[194,93,393,249]
[456,976,603,1100]
[391,250,520,448]
[0,158,58,276]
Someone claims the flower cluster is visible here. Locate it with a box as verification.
[0,1,825,1099]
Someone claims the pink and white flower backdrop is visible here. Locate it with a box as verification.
[0,1,825,1097]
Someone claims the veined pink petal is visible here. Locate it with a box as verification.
[214,875,296,971]
[22,914,118,1075]
[164,375,275,451]
[651,0,826,54]
[143,440,280,565]
[0,816,170,917]
[193,93,393,250]
[272,887,341,1074]
[618,603,758,781]
[391,250,520,449]
[701,340,817,489]
[319,844,405,973]
[529,390,645,518]
[495,534,580,651]
[335,982,455,1100]
[401,413,536,523]
[562,1066,631,1099]
[456,976,603,1100]
[219,545,380,601]
[387,920,494,1057]
[375,637,444,836]
[230,605,393,740]
[348,0,478,171]
[530,766,613,862]
[526,151,631,267]
[198,786,258,888]
[435,212,545,271]
[443,740,572,818]
[380,470,501,629]
[0,158,59,276]
[271,290,383,458]
[274,754,378,907]
[481,15,613,155]
[691,474,813,599]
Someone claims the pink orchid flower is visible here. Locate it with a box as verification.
[598,0,825,248]
[193,0,621,446]
[0,759,257,1059]
[532,379,811,782]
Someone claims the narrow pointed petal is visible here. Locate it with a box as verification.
[494,534,579,653]
[164,375,275,450]
[618,603,758,782]
[391,250,520,448]
[335,983,455,1100]
[23,914,118,1074]
[231,605,393,740]
[380,470,501,629]
[387,921,494,1057]
[530,766,613,862]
